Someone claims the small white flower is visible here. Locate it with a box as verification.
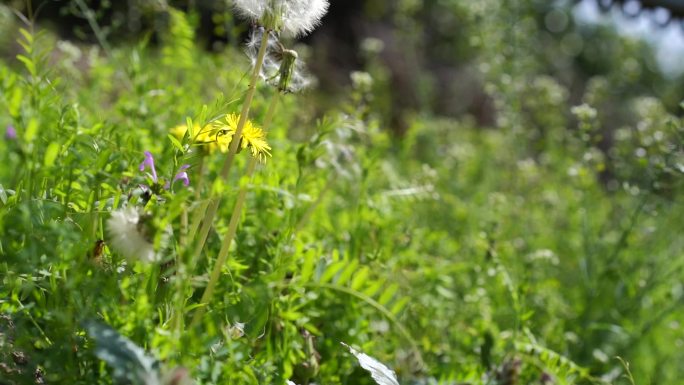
[107,207,158,263]
[227,321,246,339]
[233,0,329,37]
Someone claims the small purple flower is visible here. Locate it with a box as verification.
[173,164,191,187]
[165,164,191,189]
[139,151,158,184]
[5,125,16,140]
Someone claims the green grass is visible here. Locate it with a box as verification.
[1,4,684,385]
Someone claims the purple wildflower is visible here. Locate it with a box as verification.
[5,125,16,140]
[139,151,158,184]
[173,164,191,187]
[165,164,191,189]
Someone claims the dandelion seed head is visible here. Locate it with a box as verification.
[107,207,158,263]
[232,0,269,22]
[233,0,329,37]
[281,0,329,37]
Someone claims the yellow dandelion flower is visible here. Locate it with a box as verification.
[213,113,272,162]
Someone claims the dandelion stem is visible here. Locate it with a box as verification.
[191,91,281,326]
[189,29,271,266]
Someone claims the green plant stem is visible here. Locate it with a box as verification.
[188,30,270,265]
[294,176,335,234]
[191,91,281,326]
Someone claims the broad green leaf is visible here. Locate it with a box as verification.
[24,118,38,142]
[44,142,60,167]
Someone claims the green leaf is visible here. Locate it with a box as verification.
[350,266,370,291]
[363,279,385,298]
[390,296,409,315]
[24,118,38,142]
[84,322,161,385]
[185,116,194,139]
[337,259,359,285]
[16,54,36,76]
[44,142,60,167]
[378,283,399,306]
[19,28,33,45]
[299,248,317,283]
[319,261,346,284]
[167,134,184,153]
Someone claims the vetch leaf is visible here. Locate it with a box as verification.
[24,118,38,142]
[350,266,370,291]
[167,134,185,153]
[84,321,161,385]
[342,343,400,385]
[44,142,60,167]
[378,283,399,305]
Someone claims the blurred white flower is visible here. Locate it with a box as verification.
[233,0,329,37]
[107,207,158,263]
[342,343,399,385]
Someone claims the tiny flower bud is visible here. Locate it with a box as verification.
[278,49,298,92]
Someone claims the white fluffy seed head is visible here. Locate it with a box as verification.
[281,0,329,37]
[233,0,329,37]
[232,0,268,21]
[106,207,158,263]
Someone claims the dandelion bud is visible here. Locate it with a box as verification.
[277,49,298,92]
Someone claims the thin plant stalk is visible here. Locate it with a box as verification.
[189,30,271,264]
[294,175,335,234]
[191,91,281,326]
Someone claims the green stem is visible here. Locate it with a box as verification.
[189,30,271,265]
[191,91,281,326]
[294,176,334,234]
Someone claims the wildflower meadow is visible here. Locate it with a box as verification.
[1,1,683,384]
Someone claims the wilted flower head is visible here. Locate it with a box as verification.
[233,0,329,37]
[5,124,16,140]
[213,113,272,162]
[106,207,158,263]
[246,28,313,92]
